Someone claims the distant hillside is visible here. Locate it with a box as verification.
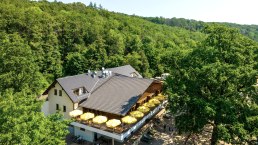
[223,23,258,42]
[143,17,258,42]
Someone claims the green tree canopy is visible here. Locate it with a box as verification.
[0,33,48,93]
[0,89,70,145]
[166,25,258,144]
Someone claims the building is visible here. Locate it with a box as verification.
[41,65,164,143]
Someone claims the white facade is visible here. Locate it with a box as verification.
[42,82,74,119]
[41,101,49,116]
[74,126,94,142]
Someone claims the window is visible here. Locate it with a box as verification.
[63,106,66,112]
[80,128,85,131]
[54,89,57,95]
[56,104,59,110]
[73,87,88,96]
[59,90,62,96]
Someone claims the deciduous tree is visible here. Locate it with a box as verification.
[0,89,70,145]
[166,25,258,144]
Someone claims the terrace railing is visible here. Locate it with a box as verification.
[74,99,166,135]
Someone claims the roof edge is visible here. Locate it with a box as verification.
[42,80,76,103]
[56,80,78,103]
[42,80,57,95]
[122,80,155,115]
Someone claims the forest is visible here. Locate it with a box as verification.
[144,16,258,42]
[0,0,257,144]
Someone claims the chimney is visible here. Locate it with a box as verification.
[78,88,83,95]
[101,67,105,78]
[91,71,97,78]
[100,67,112,78]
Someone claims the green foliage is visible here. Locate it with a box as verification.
[0,0,204,79]
[0,89,70,145]
[64,52,85,75]
[1,1,258,144]
[144,16,258,42]
[0,33,48,93]
[144,17,205,32]
[166,25,258,144]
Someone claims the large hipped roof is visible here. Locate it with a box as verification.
[79,74,153,116]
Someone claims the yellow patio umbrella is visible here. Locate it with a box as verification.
[137,106,150,113]
[143,102,155,108]
[154,94,166,101]
[121,116,137,124]
[69,109,83,117]
[130,110,144,118]
[93,115,108,124]
[106,119,121,128]
[80,112,95,121]
[149,98,160,104]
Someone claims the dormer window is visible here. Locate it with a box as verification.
[130,72,138,77]
[73,87,88,96]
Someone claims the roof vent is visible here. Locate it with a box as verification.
[91,71,97,78]
[101,68,112,78]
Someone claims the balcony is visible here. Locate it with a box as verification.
[70,94,167,142]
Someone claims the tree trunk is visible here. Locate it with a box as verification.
[211,125,218,145]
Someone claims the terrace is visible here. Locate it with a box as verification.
[70,94,167,142]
